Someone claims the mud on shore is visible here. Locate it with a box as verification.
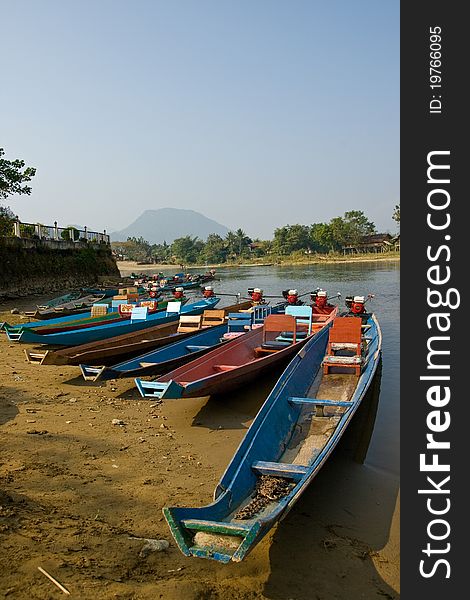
[0,295,399,599]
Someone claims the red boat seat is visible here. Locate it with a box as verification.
[323,317,363,376]
[213,365,238,372]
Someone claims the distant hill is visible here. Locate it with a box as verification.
[111,208,230,244]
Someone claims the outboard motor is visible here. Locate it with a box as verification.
[282,289,301,305]
[248,287,264,304]
[203,285,215,298]
[346,295,366,315]
[314,290,328,310]
[173,286,185,300]
[149,286,159,298]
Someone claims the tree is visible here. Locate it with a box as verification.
[273,224,311,254]
[202,233,228,264]
[392,204,400,225]
[342,210,376,246]
[0,205,15,236]
[171,236,203,264]
[0,148,36,199]
[310,223,334,252]
[234,228,252,257]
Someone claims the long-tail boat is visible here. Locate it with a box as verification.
[24,299,250,365]
[163,309,382,563]
[135,304,337,400]
[3,297,187,336]
[6,298,218,346]
[79,305,272,382]
[22,293,108,320]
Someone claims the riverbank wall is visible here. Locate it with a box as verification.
[0,237,120,298]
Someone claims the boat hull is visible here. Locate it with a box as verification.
[163,313,382,562]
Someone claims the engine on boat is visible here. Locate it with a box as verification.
[248,287,265,304]
[281,289,303,305]
[345,295,366,315]
[310,289,329,309]
[173,287,185,299]
[203,285,215,298]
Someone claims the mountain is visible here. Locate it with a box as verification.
[111,208,230,244]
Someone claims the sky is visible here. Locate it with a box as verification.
[1,0,399,239]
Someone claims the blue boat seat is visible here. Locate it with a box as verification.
[285,305,313,335]
[288,397,353,408]
[251,460,308,482]
[181,519,251,536]
[186,345,211,352]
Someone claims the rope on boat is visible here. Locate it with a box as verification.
[234,475,295,520]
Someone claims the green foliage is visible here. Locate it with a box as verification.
[201,233,228,263]
[0,205,15,236]
[171,236,204,264]
[61,227,80,241]
[342,210,376,245]
[0,148,36,199]
[19,223,36,238]
[273,224,311,255]
[392,204,400,224]
[109,207,393,265]
[225,229,252,258]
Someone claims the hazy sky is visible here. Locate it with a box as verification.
[1,0,399,239]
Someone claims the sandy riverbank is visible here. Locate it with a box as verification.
[0,295,399,599]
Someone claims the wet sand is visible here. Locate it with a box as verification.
[1,295,399,599]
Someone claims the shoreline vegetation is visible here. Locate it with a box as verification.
[111,209,400,269]
[117,252,400,274]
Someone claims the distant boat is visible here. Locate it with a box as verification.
[22,293,108,320]
[163,312,382,563]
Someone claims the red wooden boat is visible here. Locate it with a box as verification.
[135,305,337,399]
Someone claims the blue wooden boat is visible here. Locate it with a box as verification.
[163,313,382,563]
[5,298,220,346]
[3,297,187,335]
[24,302,253,366]
[79,309,269,382]
[1,307,102,332]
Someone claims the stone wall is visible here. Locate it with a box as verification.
[0,237,120,298]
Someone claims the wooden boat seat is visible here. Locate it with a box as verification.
[254,314,297,357]
[201,310,226,328]
[277,330,308,341]
[213,364,238,372]
[222,313,253,340]
[251,460,308,482]
[91,304,108,318]
[323,317,363,376]
[285,305,313,334]
[181,518,251,537]
[177,315,202,333]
